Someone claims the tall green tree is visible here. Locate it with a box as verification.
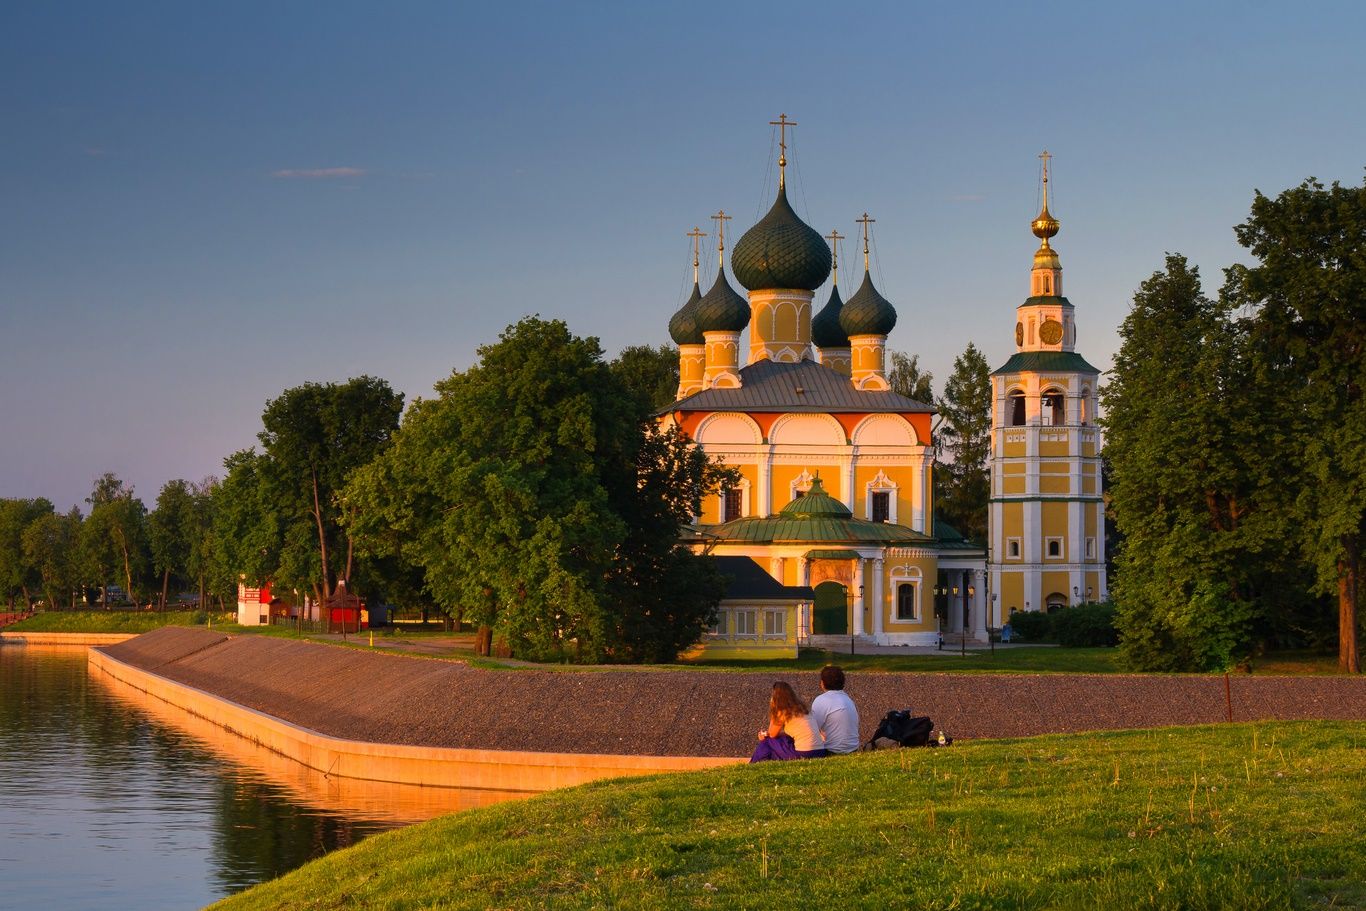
[935,342,992,542]
[257,376,403,602]
[347,317,733,662]
[1103,255,1292,671]
[82,473,149,606]
[0,498,54,609]
[610,344,680,415]
[888,351,934,404]
[22,508,83,610]
[149,479,197,610]
[1224,175,1366,673]
[211,450,281,603]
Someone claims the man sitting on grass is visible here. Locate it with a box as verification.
[808,665,860,755]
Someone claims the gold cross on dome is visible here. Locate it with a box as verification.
[856,212,876,271]
[769,113,797,186]
[825,229,844,285]
[710,210,733,267]
[1039,149,1052,206]
[686,226,707,282]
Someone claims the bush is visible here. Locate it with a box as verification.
[1005,610,1052,642]
[1051,602,1118,647]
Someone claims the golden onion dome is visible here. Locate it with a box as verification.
[1031,204,1060,242]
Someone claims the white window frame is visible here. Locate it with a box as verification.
[789,469,815,503]
[762,608,786,639]
[1006,537,1022,560]
[1045,536,1065,560]
[1085,537,1097,560]
[707,611,726,637]
[895,582,919,622]
[733,608,758,638]
[865,470,899,524]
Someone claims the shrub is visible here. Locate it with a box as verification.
[1051,602,1119,647]
[1005,610,1052,642]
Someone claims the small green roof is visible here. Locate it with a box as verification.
[778,476,850,518]
[811,283,849,348]
[694,269,749,333]
[992,350,1099,376]
[1019,294,1074,309]
[698,480,935,546]
[805,549,861,560]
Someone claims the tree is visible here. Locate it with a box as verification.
[1224,175,1366,673]
[609,344,680,415]
[211,450,281,603]
[257,377,404,603]
[888,351,934,404]
[149,480,197,610]
[0,498,54,610]
[935,343,992,542]
[347,317,734,662]
[1102,255,1294,671]
[82,473,149,606]
[22,509,83,610]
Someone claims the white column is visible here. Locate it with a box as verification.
[871,557,884,640]
[974,570,988,639]
[798,556,810,588]
[841,456,855,510]
[771,556,786,585]
[852,558,866,636]
[758,455,773,517]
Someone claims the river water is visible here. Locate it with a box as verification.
[0,646,520,910]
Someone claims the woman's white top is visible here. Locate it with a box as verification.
[783,714,821,752]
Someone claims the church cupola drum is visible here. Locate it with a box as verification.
[732,114,831,365]
[839,213,897,391]
[812,229,852,375]
[695,211,748,389]
[670,226,708,398]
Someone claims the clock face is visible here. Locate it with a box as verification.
[1040,319,1064,345]
[1015,322,1024,346]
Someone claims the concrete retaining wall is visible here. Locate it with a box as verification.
[2,632,137,646]
[89,647,742,794]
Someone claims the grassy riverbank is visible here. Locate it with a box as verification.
[4,610,232,633]
[212,721,1365,910]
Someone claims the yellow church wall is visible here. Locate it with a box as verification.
[1003,477,1026,495]
[1038,476,1071,495]
[881,553,937,630]
[999,573,1025,614]
[999,504,1024,539]
[1002,438,1026,458]
[1082,439,1098,458]
[1040,571,1070,604]
[680,600,799,661]
[1041,501,1069,539]
[770,464,841,512]
[853,464,917,520]
[1082,476,1097,495]
[699,462,760,523]
[1038,440,1070,458]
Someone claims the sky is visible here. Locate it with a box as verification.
[4,1,1366,512]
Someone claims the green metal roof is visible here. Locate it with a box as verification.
[811,284,848,348]
[805,549,861,560]
[991,350,1100,376]
[695,477,936,546]
[732,184,831,292]
[839,271,897,337]
[1019,295,1074,309]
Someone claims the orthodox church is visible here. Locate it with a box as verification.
[659,119,988,654]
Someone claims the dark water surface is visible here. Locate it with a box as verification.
[0,646,499,910]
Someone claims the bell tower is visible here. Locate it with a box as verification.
[988,152,1106,625]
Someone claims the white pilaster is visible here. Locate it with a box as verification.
[872,557,884,639]
[853,559,866,636]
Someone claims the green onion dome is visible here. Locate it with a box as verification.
[779,476,850,518]
[693,269,750,333]
[731,185,832,292]
[668,282,704,345]
[839,270,897,337]
[811,283,849,348]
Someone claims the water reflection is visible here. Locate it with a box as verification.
[0,647,528,909]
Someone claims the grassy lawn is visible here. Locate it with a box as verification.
[690,646,1124,674]
[211,720,1366,910]
[4,609,233,634]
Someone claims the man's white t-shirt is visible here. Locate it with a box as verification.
[809,689,860,754]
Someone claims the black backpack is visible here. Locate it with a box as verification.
[868,710,934,748]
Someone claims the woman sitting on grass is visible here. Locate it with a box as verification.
[750,681,828,762]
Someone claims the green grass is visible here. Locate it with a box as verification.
[4,609,233,633]
[211,720,1366,910]
[690,646,1124,674]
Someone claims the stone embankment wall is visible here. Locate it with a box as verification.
[2,632,136,646]
[99,628,1366,763]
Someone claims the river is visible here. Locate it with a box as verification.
[0,646,517,909]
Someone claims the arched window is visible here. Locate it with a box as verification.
[1042,390,1066,426]
[1079,387,1090,425]
[1008,391,1026,427]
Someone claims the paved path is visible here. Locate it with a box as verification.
[100,628,1366,759]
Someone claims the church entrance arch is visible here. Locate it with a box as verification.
[813,581,848,635]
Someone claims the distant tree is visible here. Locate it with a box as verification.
[22,509,83,610]
[934,343,992,542]
[1103,255,1292,671]
[347,317,734,661]
[0,498,54,609]
[610,344,680,415]
[211,450,281,604]
[888,351,934,404]
[82,473,149,606]
[1224,175,1366,673]
[257,377,404,603]
[149,479,197,610]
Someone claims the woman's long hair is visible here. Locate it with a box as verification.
[769,681,808,725]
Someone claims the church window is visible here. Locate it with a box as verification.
[1007,538,1021,559]
[1042,390,1066,425]
[1086,537,1097,559]
[1043,275,1051,294]
[708,612,726,636]
[1046,537,1063,559]
[723,488,742,522]
[733,609,757,637]
[1008,392,1026,426]
[871,491,890,523]
[896,583,918,621]
[763,609,786,638]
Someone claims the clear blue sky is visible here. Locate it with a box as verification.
[4,1,1365,511]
